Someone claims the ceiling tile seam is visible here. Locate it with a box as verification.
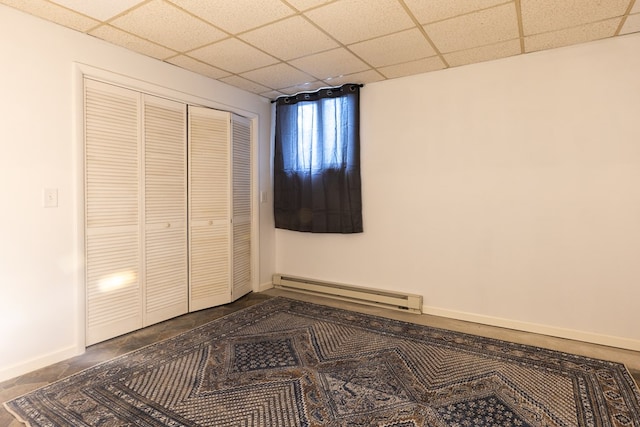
[522,16,627,38]
[91,23,180,59]
[338,48,384,81]
[245,13,384,84]
[272,53,362,90]
[280,0,340,14]
[442,37,522,58]
[234,62,321,92]
[90,0,154,32]
[302,57,374,82]
[215,44,344,90]
[397,0,450,70]
[175,50,244,76]
[220,75,273,93]
[161,0,233,39]
[173,16,332,77]
[301,76,355,89]
[40,0,100,32]
[292,13,384,72]
[102,1,235,57]
[231,15,434,87]
[229,38,324,79]
[514,0,525,53]
[163,53,228,73]
[179,34,292,77]
[360,51,442,71]
[69,5,202,60]
[235,73,280,92]
[410,0,515,26]
[215,8,303,37]
[614,0,637,35]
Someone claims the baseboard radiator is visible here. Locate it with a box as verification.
[273,274,423,314]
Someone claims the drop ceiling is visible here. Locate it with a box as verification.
[2,0,639,99]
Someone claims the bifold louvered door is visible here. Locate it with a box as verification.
[142,95,188,326]
[85,79,252,344]
[188,106,231,311]
[85,80,188,345]
[85,79,143,345]
[231,115,252,300]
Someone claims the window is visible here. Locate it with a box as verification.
[291,99,343,171]
[274,84,363,233]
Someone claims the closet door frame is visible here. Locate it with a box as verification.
[74,63,259,350]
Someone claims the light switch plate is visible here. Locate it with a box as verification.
[43,188,58,208]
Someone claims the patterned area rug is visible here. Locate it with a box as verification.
[5,297,640,426]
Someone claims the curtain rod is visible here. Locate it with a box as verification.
[270,83,364,103]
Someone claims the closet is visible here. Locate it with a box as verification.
[84,78,252,345]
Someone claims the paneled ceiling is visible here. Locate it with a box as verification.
[2,0,639,99]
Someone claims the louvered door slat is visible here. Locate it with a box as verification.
[85,79,142,345]
[189,110,229,221]
[143,95,188,326]
[188,106,231,311]
[86,233,139,321]
[85,82,139,229]
[189,223,230,309]
[145,228,187,320]
[232,222,251,298]
[231,116,252,300]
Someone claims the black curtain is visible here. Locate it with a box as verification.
[274,84,363,233]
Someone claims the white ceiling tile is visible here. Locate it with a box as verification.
[425,3,519,53]
[521,0,629,35]
[240,63,315,89]
[323,69,385,86]
[404,0,509,24]
[219,75,271,94]
[240,16,338,61]
[445,39,521,67]
[378,56,446,79]
[188,38,279,73]
[0,0,99,31]
[620,12,640,35]
[111,0,226,52]
[304,0,414,44]
[525,18,620,52]
[166,55,231,79]
[50,0,144,21]
[349,28,437,67]
[289,48,370,80]
[89,25,176,60]
[167,0,295,33]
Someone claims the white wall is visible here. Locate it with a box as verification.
[0,5,274,382]
[276,33,640,350]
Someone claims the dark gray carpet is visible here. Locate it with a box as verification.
[5,297,640,426]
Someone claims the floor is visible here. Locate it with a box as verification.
[1,289,639,426]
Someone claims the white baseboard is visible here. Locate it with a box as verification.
[258,281,274,292]
[423,305,640,352]
[0,345,84,383]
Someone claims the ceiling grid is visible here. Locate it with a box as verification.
[1,0,638,99]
